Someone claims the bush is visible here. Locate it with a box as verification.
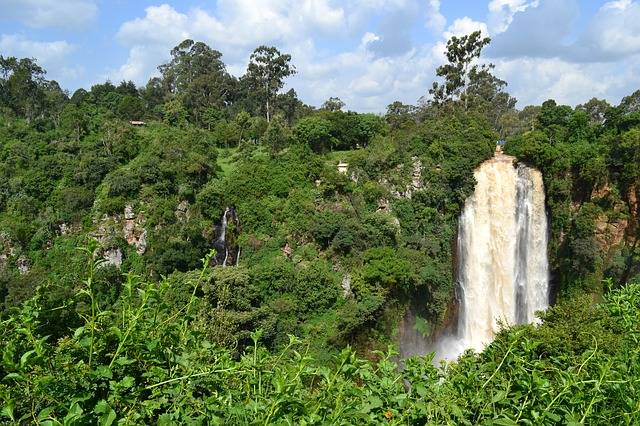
[2,255,639,424]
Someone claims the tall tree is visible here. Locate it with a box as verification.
[429,31,491,109]
[158,39,235,126]
[276,89,309,125]
[38,80,68,128]
[426,31,516,134]
[321,97,345,112]
[234,111,251,144]
[576,98,611,126]
[466,66,516,135]
[244,46,296,122]
[140,77,165,118]
[0,56,49,121]
[159,39,226,94]
[264,114,288,156]
[385,101,416,130]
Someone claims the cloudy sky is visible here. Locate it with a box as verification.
[1,0,639,111]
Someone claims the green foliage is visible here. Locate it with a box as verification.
[1,36,640,425]
[294,115,336,153]
[1,254,639,424]
[243,45,296,122]
[361,246,415,290]
[505,96,640,295]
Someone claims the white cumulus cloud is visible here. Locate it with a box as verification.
[0,34,81,84]
[107,1,443,111]
[0,34,74,64]
[426,0,446,34]
[443,17,489,40]
[104,0,640,111]
[487,0,537,33]
[0,0,97,29]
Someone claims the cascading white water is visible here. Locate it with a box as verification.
[219,207,230,267]
[213,206,241,267]
[436,153,549,360]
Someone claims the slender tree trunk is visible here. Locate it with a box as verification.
[463,63,469,111]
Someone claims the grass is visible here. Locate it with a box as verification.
[216,147,239,176]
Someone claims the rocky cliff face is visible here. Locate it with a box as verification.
[0,233,31,275]
[93,204,147,268]
[123,204,147,255]
[591,185,638,263]
[563,183,640,287]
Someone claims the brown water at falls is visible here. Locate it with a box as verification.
[402,153,550,361]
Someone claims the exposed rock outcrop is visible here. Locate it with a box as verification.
[93,204,148,268]
[590,185,638,263]
[175,200,191,222]
[282,242,292,259]
[384,156,424,200]
[123,204,147,255]
[341,274,353,298]
[0,233,16,270]
[100,248,123,269]
[16,256,31,275]
[58,222,81,236]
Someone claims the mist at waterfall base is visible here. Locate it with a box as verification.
[400,155,550,362]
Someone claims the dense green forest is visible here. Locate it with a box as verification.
[0,32,639,423]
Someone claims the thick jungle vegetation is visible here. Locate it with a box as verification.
[0,32,639,423]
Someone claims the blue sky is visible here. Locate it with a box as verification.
[1,0,640,112]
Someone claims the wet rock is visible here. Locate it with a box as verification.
[411,157,423,191]
[213,207,241,267]
[135,229,147,255]
[122,204,148,255]
[0,233,16,269]
[124,204,135,220]
[94,204,148,258]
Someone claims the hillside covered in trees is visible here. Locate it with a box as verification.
[0,32,639,424]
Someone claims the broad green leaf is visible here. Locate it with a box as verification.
[94,365,113,379]
[3,373,24,382]
[94,400,116,426]
[1,400,15,420]
[63,402,83,424]
[37,406,54,421]
[414,383,428,398]
[120,376,135,389]
[491,390,506,403]
[20,349,36,368]
[492,418,518,426]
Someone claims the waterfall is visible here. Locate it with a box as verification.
[213,207,241,267]
[435,154,549,360]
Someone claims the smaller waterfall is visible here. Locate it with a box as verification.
[213,207,241,267]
